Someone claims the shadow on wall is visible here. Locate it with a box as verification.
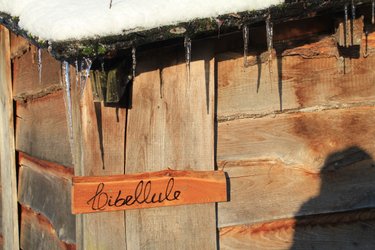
[290,146,375,250]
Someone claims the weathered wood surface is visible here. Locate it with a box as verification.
[18,153,75,243]
[68,71,127,249]
[72,170,227,214]
[125,42,216,249]
[10,32,29,59]
[20,206,76,250]
[16,90,73,166]
[13,45,61,100]
[220,209,375,250]
[0,25,19,250]
[217,107,375,228]
[217,31,375,119]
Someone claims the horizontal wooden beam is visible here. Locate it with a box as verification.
[72,170,227,214]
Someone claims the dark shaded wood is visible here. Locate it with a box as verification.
[16,90,73,166]
[18,155,75,243]
[20,206,76,250]
[220,209,375,250]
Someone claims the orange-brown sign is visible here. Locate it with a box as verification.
[72,169,227,214]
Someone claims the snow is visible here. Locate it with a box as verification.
[0,0,284,41]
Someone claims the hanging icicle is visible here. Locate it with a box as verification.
[243,25,249,67]
[184,36,191,67]
[48,41,53,54]
[132,47,136,79]
[75,60,80,92]
[344,4,348,47]
[62,61,74,149]
[351,0,356,20]
[37,48,42,84]
[266,14,274,80]
[78,58,92,98]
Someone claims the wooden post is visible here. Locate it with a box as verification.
[0,25,19,249]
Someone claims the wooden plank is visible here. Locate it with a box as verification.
[0,25,19,250]
[125,41,216,249]
[10,32,29,59]
[16,90,73,166]
[18,153,75,243]
[20,206,76,250]
[220,209,375,250]
[72,170,227,214]
[217,107,375,227]
[13,45,61,100]
[217,33,375,119]
[68,70,127,249]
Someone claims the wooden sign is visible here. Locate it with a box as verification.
[72,169,227,214]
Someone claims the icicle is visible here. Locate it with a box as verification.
[351,0,356,20]
[372,0,374,24]
[132,47,136,79]
[79,58,92,97]
[47,41,52,54]
[75,60,80,92]
[184,36,191,83]
[243,25,249,67]
[184,36,191,67]
[37,48,42,84]
[344,4,348,47]
[62,61,74,149]
[266,15,274,80]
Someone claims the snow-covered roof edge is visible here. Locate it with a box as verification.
[0,0,367,61]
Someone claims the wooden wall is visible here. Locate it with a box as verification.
[6,12,375,250]
[11,33,76,249]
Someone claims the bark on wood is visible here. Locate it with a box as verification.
[16,90,73,166]
[217,107,375,227]
[220,209,375,250]
[124,41,216,250]
[20,206,76,250]
[13,46,61,100]
[67,69,127,249]
[18,156,75,243]
[0,25,19,250]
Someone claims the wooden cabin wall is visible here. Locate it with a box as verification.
[4,13,375,250]
[216,17,375,249]
[11,34,76,249]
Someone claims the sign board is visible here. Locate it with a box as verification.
[72,169,227,214]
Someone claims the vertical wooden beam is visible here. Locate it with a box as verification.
[67,68,127,249]
[125,42,217,249]
[0,25,19,249]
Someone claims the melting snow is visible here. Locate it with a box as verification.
[0,0,283,41]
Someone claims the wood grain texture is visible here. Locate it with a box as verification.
[220,209,375,250]
[72,170,227,214]
[217,33,375,119]
[68,71,127,249]
[0,25,19,250]
[217,107,375,227]
[125,42,216,249]
[10,32,29,59]
[20,206,76,250]
[18,154,75,243]
[12,46,61,100]
[16,90,73,166]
